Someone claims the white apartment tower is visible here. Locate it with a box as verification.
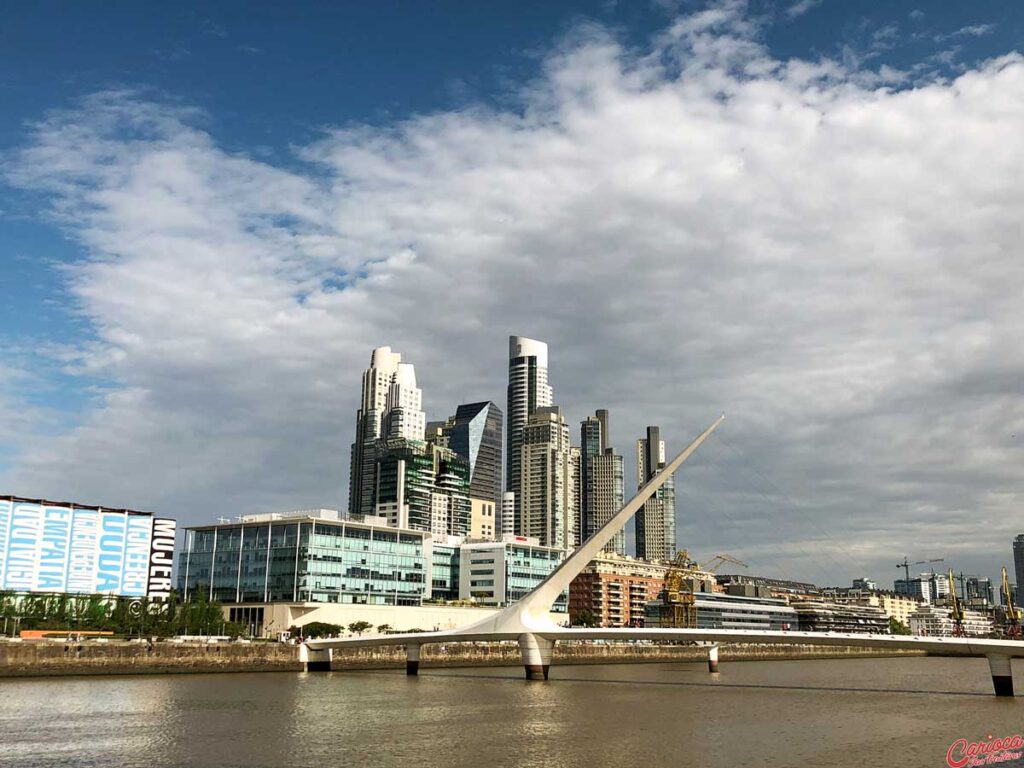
[348,346,426,517]
[520,406,579,550]
[506,336,552,534]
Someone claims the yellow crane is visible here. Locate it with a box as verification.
[659,550,748,629]
[947,568,964,637]
[1002,567,1021,639]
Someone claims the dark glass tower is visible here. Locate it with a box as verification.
[447,401,504,506]
[1014,534,1024,608]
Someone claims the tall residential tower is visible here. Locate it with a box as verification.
[581,410,625,555]
[635,426,676,562]
[506,336,552,534]
[347,346,425,518]
[520,406,579,550]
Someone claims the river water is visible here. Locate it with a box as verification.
[2,656,1022,768]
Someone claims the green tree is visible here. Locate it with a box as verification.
[301,622,343,638]
[375,624,393,634]
[574,609,598,628]
[347,620,373,636]
[889,617,911,635]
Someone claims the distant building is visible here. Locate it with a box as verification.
[851,577,877,591]
[580,410,625,556]
[373,439,471,537]
[715,573,819,599]
[791,600,889,634]
[635,426,675,561]
[895,572,949,604]
[909,604,994,638]
[348,347,426,517]
[569,553,667,627]
[821,588,921,627]
[0,496,176,600]
[520,406,579,549]
[458,537,567,612]
[646,591,797,631]
[506,336,552,534]
[1014,534,1024,609]
[964,575,995,610]
[500,492,516,539]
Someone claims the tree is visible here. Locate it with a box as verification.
[347,620,373,636]
[375,624,393,634]
[575,609,598,628]
[889,617,911,635]
[301,622,343,639]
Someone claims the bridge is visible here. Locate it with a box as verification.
[304,415,1024,696]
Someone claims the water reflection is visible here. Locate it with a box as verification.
[1,657,1020,768]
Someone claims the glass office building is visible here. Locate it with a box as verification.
[179,510,430,606]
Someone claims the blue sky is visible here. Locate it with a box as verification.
[1,1,1022,584]
[2,1,1020,344]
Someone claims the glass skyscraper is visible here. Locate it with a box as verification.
[1014,534,1024,608]
[431,401,503,507]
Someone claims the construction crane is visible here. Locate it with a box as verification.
[1002,567,1021,639]
[947,568,964,637]
[658,550,748,629]
[896,556,944,585]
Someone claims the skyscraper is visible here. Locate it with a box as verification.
[433,402,503,506]
[1015,534,1024,608]
[348,346,425,518]
[506,336,552,533]
[581,410,624,555]
[373,439,470,537]
[635,426,676,562]
[429,402,504,541]
[520,406,578,549]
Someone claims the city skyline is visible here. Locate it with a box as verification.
[1,2,1023,588]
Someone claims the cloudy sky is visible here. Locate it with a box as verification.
[1,1,1022,588]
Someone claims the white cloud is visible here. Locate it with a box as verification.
[786,0,822,19]
[3,13,1024,586]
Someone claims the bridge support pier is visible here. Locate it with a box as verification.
[519,634,554,681]
[299,645,332,672]
[987,654,1014,697]
[406,643,421,676]
[708,644,720,674]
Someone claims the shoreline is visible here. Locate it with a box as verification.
[0,640,926,679]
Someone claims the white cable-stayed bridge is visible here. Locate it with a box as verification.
[304,415,1024,696]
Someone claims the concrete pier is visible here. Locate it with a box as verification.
[708,644,719,673]
[406,643,420,676]
[987,653,1014,697]
[519,633,555,680]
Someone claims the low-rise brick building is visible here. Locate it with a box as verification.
[569,554,667,627]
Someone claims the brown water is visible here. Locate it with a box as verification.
[1,657,1022,768]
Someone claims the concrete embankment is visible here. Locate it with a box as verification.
[0,640,925,678]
